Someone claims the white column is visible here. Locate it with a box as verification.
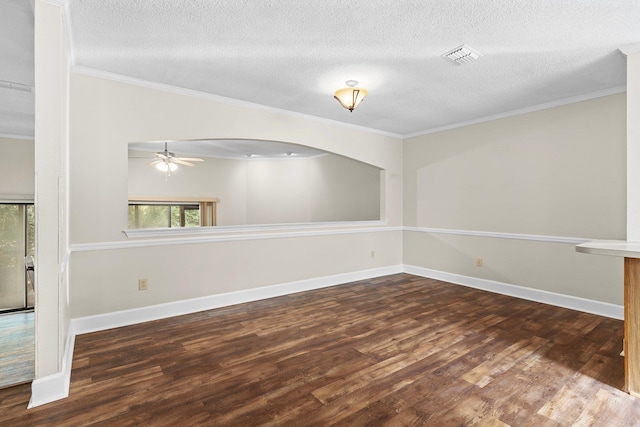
[623,45,640,241]
[31,0,71,407]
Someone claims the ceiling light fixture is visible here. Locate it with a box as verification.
[147,142,203,180]
[334,80,368,112]
[155,162,178,172]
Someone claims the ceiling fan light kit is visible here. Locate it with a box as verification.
[334,80,368,112]
[155,162,177,172]
[147,142,203,180]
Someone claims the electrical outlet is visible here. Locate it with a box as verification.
[476,258,483,267]
[138,278,148,291]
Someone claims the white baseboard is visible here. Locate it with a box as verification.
[28,373,67,409]
[71,265,403,335]
[28,325,75,408]
[29,263,621,408]
[28,265,401,408]
[403,264,624,320]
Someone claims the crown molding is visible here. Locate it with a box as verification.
[40,0,68,5]
[71,66,402,140]
[402,86,627,139]
[0,133,34,141]
[50,0,630,141]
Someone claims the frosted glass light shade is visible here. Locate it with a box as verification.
[334,86,368,112]
[155,161,178,172]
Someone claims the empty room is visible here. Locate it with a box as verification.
[2,0,640,425]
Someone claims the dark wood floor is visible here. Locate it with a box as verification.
[2,273,640,426]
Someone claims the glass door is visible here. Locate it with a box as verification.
[0,203,35,312]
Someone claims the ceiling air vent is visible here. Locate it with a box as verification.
[442,44,482,65]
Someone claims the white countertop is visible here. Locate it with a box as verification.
[576,240,640,259]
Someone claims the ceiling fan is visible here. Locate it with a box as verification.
[148,142,204,178]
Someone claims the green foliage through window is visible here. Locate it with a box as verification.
[0,203,35,311]
[128,203,201,229]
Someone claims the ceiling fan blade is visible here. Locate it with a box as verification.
[155,153,169,159]
[173,159,195,167]
[147,159,163,166]
[177,157,204,162]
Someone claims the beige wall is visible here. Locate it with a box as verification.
[0,137,34,197]
[245,157,313,224]
[70,73,402,244]
[128,152,381,225]
[404,94,626,304]
[70,74,627,315]
[308,154,381,222]
[70,232,401,318]
[69,72,402,317]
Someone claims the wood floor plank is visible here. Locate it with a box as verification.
[461,336,548,388]
[571,387,637,427]
[537,373,605,423]
[1,273,640,425]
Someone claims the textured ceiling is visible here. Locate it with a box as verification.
[2,1,640,138]
[0,0,34,138]
[129,139,329,160]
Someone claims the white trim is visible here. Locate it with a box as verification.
[0,194,34,203]
[28,323,75,408]
[620,43,640,56]
[403,264,623,320]
[28,263,623,407]
[61,0,76,68]
[403,86,627,139]
[39,0,75,66]
[69,66,627,142]
[404,226,590,245]
[0,133,34,140]
[71,226,589,253]
[29,373,67,409]
[60,249,71,273]
[30,265,402,407]
[71,265,403,335]
[71,66,401,139]
[124,220,387,238]
[73,225,401,252]
[576,240,640,260]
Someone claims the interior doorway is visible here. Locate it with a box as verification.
[0,203,35,313]
[0,203,35,389]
